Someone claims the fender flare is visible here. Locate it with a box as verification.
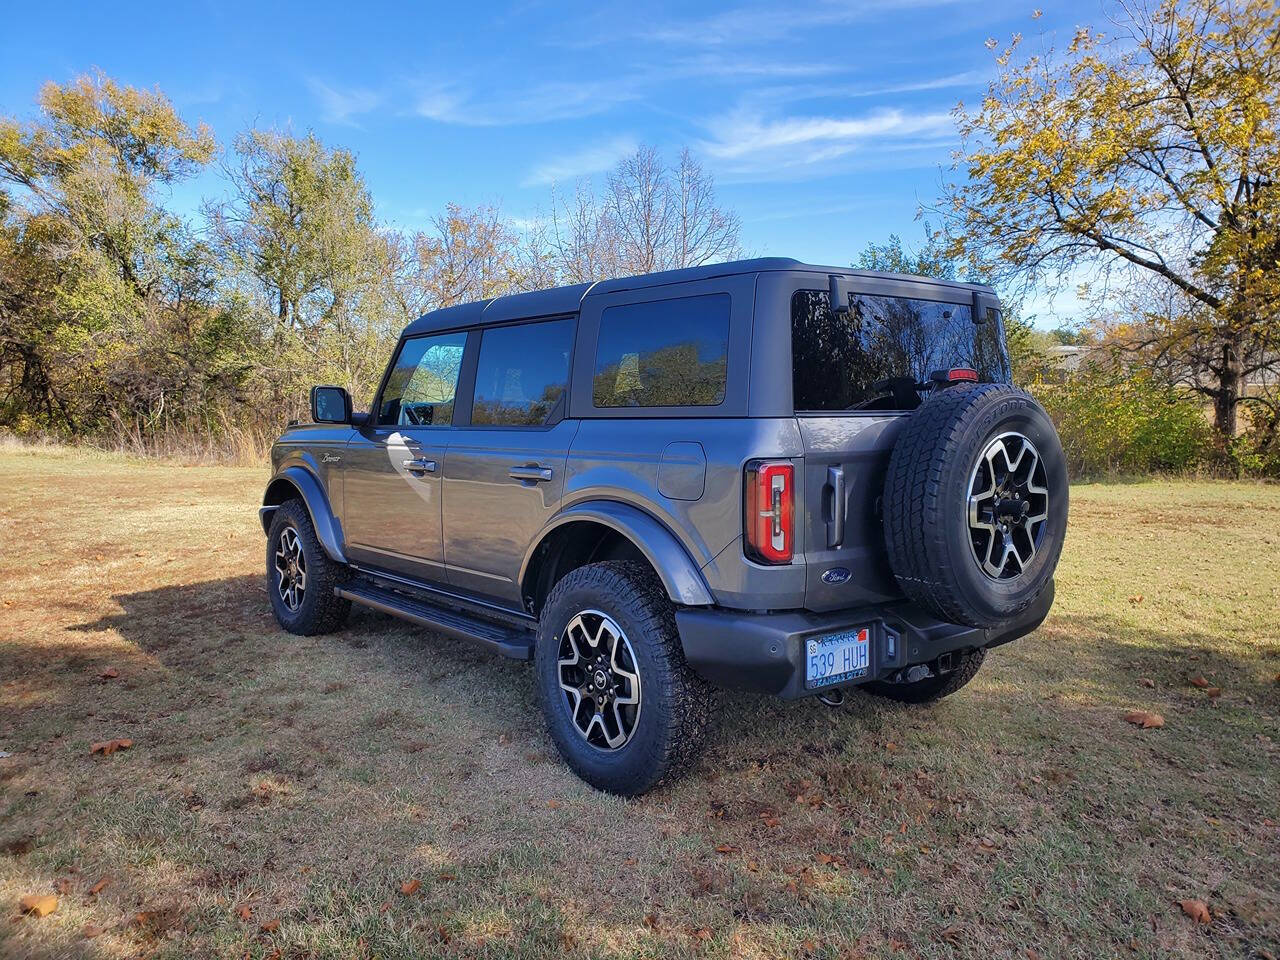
[520,501,714,607]
[260,465,347,564]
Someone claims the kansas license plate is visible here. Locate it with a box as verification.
[805,627,870,688]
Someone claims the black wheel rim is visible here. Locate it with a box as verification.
[274,526,307,611]
[967,432,1050,580]
[556,610,642,750]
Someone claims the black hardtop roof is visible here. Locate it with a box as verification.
[401,256,995,338]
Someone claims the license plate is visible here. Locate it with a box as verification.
[805,627,870,689]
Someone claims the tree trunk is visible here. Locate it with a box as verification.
[1212,340,1242,454]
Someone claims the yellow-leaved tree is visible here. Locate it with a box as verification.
[947,0,1280,455]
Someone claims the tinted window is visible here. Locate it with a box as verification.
[471,318,575,426]
[593,294,730,408]
[791,291,1009,412]
[377,331,467,426]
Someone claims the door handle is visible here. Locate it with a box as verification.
[509,465,553,483]
[826,465,846,548]
[403,457,438,475]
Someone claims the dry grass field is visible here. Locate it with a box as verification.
[1,447,1278,959]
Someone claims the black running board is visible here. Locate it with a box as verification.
[336,582,535,660]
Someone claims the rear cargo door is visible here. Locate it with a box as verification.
[796,414,905,612]
[780,277,1009,612]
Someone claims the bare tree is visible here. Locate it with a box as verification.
[671,148,742,268]
[534,145,741,282]
[607,145,673,274]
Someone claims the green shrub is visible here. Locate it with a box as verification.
[1026,364,1211,477]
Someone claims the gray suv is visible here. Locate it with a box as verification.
[261,258,1067,795]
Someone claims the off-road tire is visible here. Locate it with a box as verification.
[266,499,351,635]
[883,383,1068,628]
[535,561,715,796]
[863,647,985,704]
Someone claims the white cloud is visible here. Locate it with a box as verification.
[308,78,381,125]
[522,136,639,187]
[567,0,966,50]
[414,79,638,127]
[701,107,955,161]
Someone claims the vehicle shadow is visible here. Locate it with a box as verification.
[53,576,1280,756]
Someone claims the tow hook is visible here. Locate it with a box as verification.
[818,688,846,708]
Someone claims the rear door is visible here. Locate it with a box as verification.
[779,276,1009,612]
[343,330,467,583]
[442,316,578,606]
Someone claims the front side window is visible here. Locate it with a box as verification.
[593,294,730,408]
[377,331,467,426]
[471,317,575,426]
[791,290,1008,412]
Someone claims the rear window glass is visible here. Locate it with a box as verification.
[593,294,730,408]
[791,290,1008,412]
[471,317,575,426]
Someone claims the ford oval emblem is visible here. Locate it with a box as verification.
[821,566,851,585]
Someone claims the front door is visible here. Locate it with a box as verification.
[443,316,578,606]
[343,330,467,584]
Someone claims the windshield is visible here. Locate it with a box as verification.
[791,289,1009,412]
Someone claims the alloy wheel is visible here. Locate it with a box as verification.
[556,610,642,750]
[967,432,1050,579]
[274,526,307,611]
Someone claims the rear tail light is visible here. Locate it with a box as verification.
[745,460,794,564]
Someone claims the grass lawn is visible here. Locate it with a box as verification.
[1,448,1277,959]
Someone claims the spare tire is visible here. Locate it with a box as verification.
[882,383,1068,628]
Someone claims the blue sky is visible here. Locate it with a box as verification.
[1,0,1094,322]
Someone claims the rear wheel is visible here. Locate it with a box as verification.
[535,561,714,796]
[862,648,985,704]
[266,499,351,635]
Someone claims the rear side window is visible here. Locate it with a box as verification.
[593,294,730,408]
[471,317,575,426]
[791,290,1008,412]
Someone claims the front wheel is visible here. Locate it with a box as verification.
[266,499,351,635]
[534,561,715,796]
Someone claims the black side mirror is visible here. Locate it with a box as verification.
[310,385,352,424]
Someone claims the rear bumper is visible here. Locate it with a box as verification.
[675,580,1054,699]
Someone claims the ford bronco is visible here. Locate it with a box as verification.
[260,258,1067,795]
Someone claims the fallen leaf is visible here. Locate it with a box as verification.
[1128,594,1144,604]
[99,667,119,679]
[89,738,134,756]
[885,741,899,752]
[1179,899,1211,924]
[643,913,659,929]
[714,843,739,854]
[1027,950,1041,960]
[18,894,57,917]
[688,927,712,941]
[1138,677,1155,688]
[1124,710,1165,729]
[88,876,110,896]
[54,877,72,894]
[546,799,561,809]
[82,923,104,938]
[259,917,279,932]
[236,904,251,921]
[940,923,963,943]
[399,878,420,896]
[1205,687,1222,698]
[1190,675,1210,689]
